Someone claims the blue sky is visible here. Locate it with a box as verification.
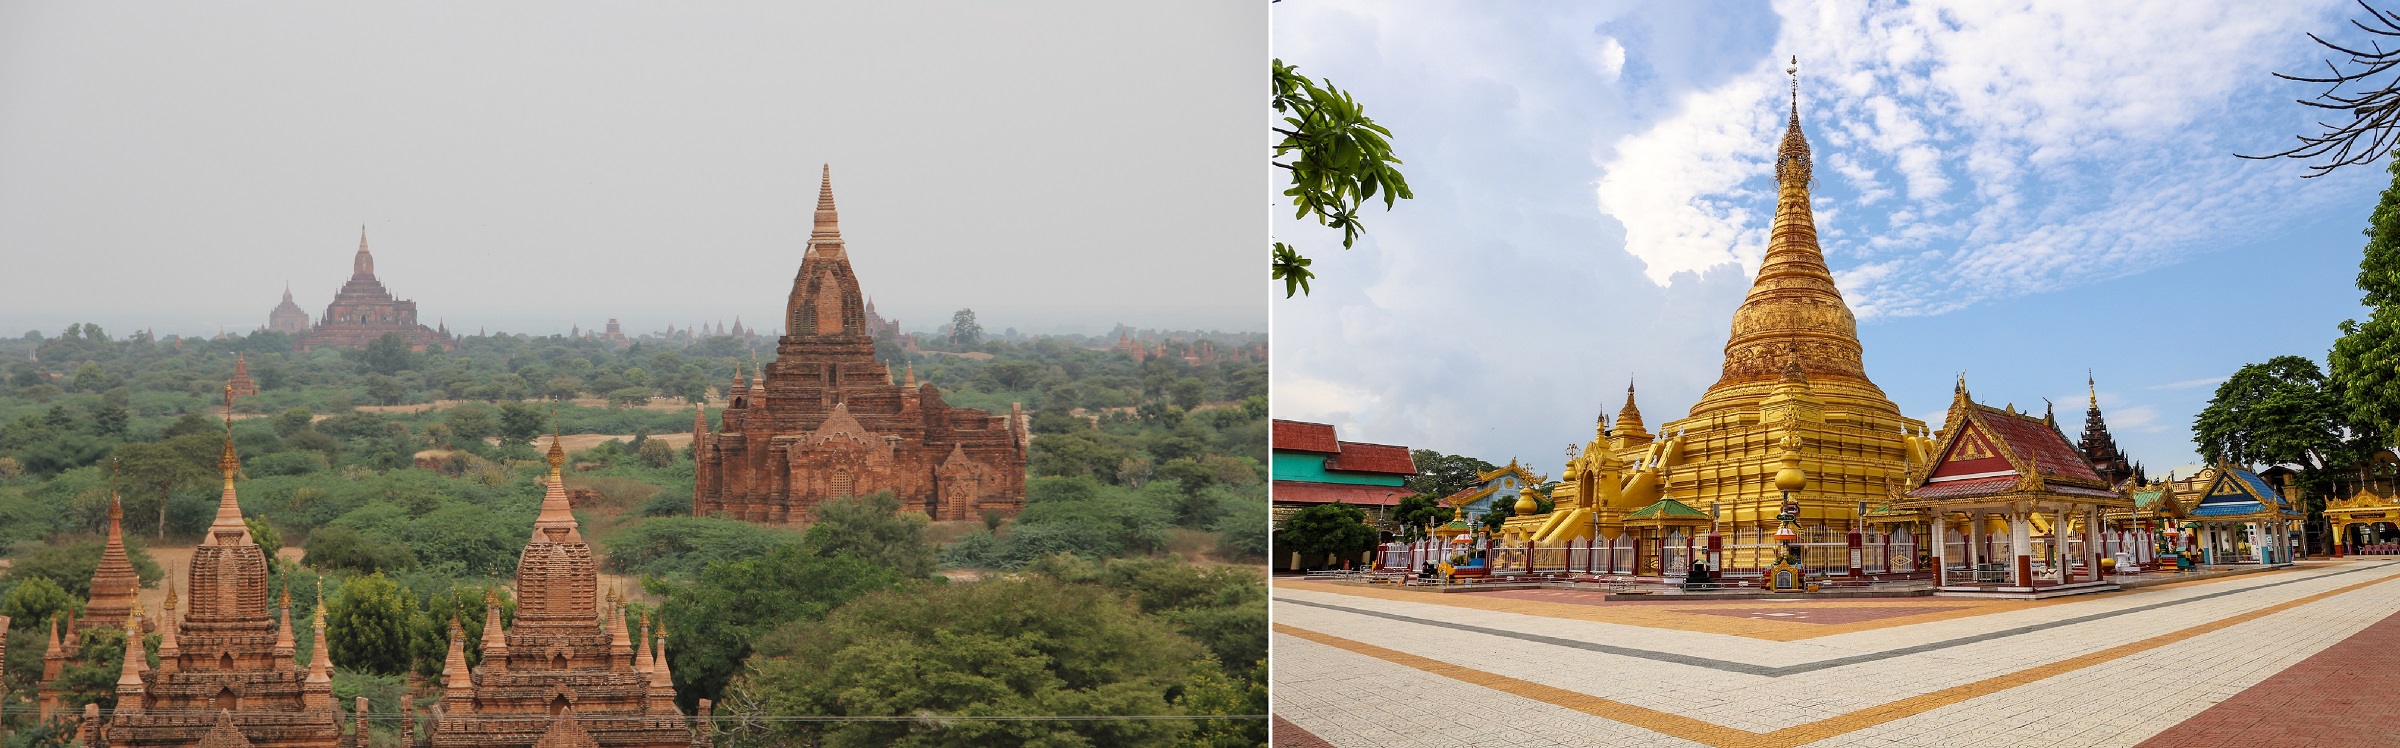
[1270,0,2385,477]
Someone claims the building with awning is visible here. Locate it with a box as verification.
[1270,420,1418,524]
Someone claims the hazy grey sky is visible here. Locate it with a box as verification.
[0,2,1262,339]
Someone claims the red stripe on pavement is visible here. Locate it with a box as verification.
[2137,607,2400,747]
[1272,715,1337,748]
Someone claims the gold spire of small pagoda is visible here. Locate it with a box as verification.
[1612,381,1652,446]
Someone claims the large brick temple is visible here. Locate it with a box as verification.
[285,229,453,352]
[692,167,1027,523]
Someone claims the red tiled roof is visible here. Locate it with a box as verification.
[1272,481,1410,507]
[1909,475,2019,500]
[1272,420,1340,453]
[1325,442,1417,476]
[1980,411,2108,486]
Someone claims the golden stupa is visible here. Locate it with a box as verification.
[1523,64,1938,571]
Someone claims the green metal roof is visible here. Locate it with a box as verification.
[1624,498,1711,521]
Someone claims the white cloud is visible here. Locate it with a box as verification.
[1272,376,1381,423]
[1590,0,2344,316]
[2148,376,2230,391]
[1593,78,1779,283]
[1583,36,1627,82]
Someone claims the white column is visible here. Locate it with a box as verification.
[2011,507,2034,587]
[2086,507,2103,582]
[1967,512,1985,576]
[1934,514,1949,587]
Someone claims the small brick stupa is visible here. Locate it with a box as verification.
[77,482,142,634]
[692,166,1027,523]
[228,353,260,399]
[427,431,709,748]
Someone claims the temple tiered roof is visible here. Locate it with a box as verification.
[694,167,1026,523]
[291,227,452,352]
[1899,381,2128,507]
[86,385,347,748]
[429,425,706,748]
[75,480,141,634]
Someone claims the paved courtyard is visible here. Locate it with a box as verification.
[1272,559,2400,747]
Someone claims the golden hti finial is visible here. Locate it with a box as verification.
[219,384,241,483]
[546,409,566,472]
[2088,369,2098,409]
[1786,55,1799,115]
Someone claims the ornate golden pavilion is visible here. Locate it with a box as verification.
[1519,72,1936,573]
[2330,487,2400,553]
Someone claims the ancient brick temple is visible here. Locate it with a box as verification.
[292,228,453,352]
[77,488,142,635]
[38,483,146,716]
[87,406,351,748]
[228,354,260,399]
[266,285,310,334]
[428,437,708,748]
[692,167,1027,523]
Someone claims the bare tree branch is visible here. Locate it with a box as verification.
[2242,1,2400,176]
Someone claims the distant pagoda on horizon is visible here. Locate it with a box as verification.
[286,228,453,352]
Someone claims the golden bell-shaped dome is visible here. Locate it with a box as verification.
[1513,486,1540,516]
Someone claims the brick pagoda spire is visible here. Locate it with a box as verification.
[229,353,260,399]
[2079,373,2136,486]
[76,470,142,635]
[428,429,707,748]
[692,167,1025,523]
[88,385,348,748]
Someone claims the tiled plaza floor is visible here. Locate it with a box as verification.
[1271,559,2400,747]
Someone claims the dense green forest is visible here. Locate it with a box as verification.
[0,323,1268,747]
